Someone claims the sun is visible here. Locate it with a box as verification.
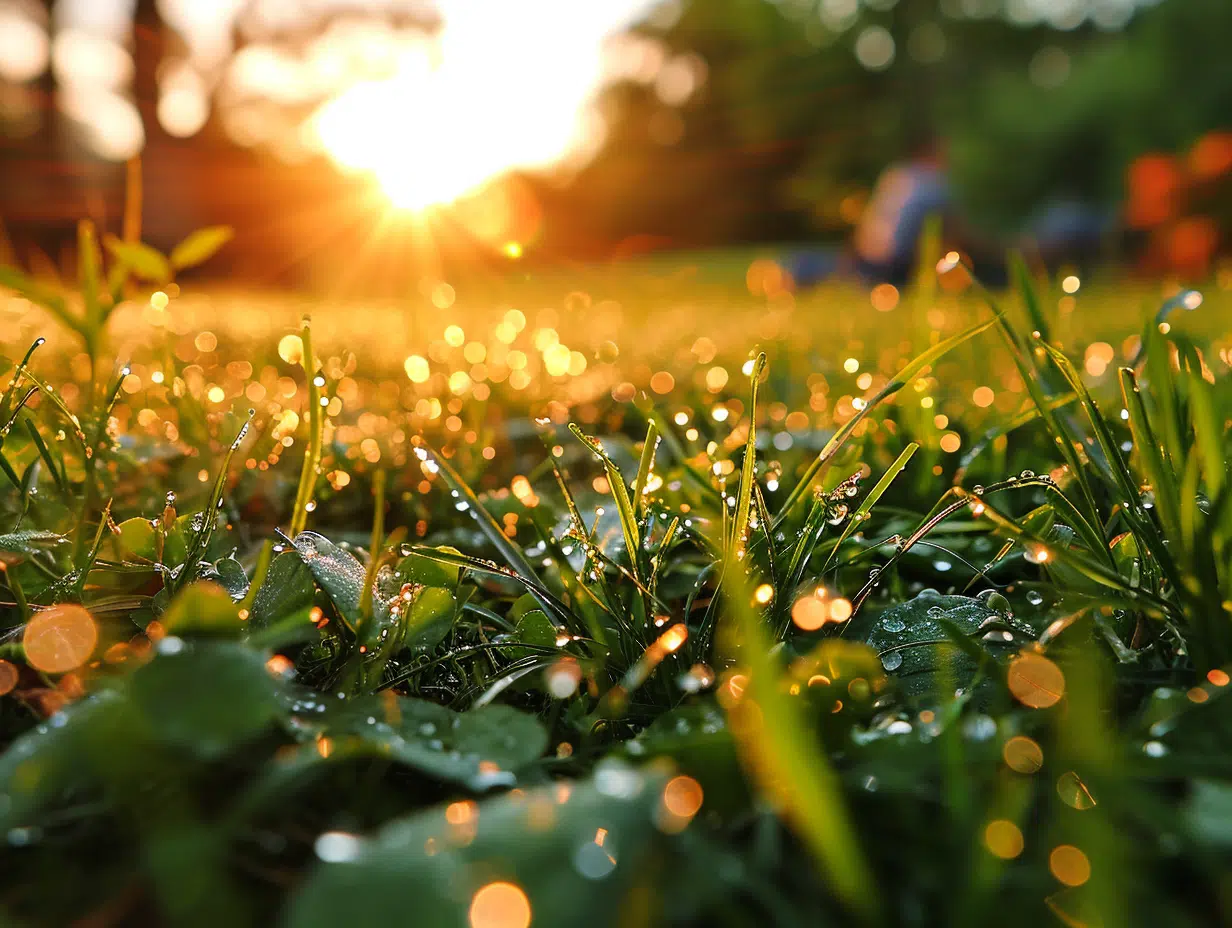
[310,3,618,213]
[311,64,491,212]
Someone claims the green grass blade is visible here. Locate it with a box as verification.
[778,314,997,523]
[643,406,720,502]
[1118,367,1181,543]
[1185,368,1223,503]
[722,563,879,920]
[1140,322,1185,471]
[288,317,322,538]
[177,413,253,589]
[569,424,641,580]
[821,442,918,575]
[77,220,103,334]
[1009,251,1050,342]
[357,469,386,622]
[23,418,67,496]
[1036,337,1182,592]
[424,448,544,586]
[0,337,45,426]
[731,352,766,557]
[632,419,660,516]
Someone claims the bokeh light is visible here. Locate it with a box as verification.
[23,604,98,674]
[469,881,531,928]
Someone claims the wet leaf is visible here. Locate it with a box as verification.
[160,581,243,636]
[403,586,458,653]
[0,530,68,554]
[126,643,281,760]
[250,551,316,630]
[288,692,548,790]
[845,591,1016,704]
[283,763,663,928]
[396,545,461,588]
[288,532,366,631]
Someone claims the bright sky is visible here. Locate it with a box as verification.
[33,0,660,182]
[312,0,660,208]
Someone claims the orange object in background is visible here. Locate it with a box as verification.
[1126,154,1183,229]
[1166,216,1219,278]
[1125,132,1232,276]
[1189,131,1232,183]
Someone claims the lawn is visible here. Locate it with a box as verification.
[1,231,1231,927]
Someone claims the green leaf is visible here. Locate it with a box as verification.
[169,226,234,271]
[506,592,559,661]
[126,643,281,760]
[403,586,458,654]
[843,592,1016,704]
[0,693,113,829]
[1183,780,1232,847]
[201,555,249,601]
[283,762,663,928]
[730,352,765,557]
[396,546,461,588]
[0,530,68,554]
[103,235,171,283]
[114,517,157,561]
[250,550,316,630]
[287,531,367,631]
[160,581,243,636]
[290,693,548,790]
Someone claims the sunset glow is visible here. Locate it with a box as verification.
[312,2,645,210]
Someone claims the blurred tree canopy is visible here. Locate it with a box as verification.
[563,0,1232,249]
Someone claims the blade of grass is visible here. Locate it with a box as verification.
[1118,367,1180,542]
[731,352,766,558]
[722,562,878,921]
[632,419,660,516]
[77,220,102,341]
[175,413,253,590]
[288,318,322,538]
[777,314,997,524]
[22,419,67,496]
[357,469,386,621]
[569,424,641,581]
[1036,337,1182,592]
[821,442,918,575]
[425,444,543,585]
[0,338,45,426]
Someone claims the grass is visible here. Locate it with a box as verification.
[0,229,1230,927]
